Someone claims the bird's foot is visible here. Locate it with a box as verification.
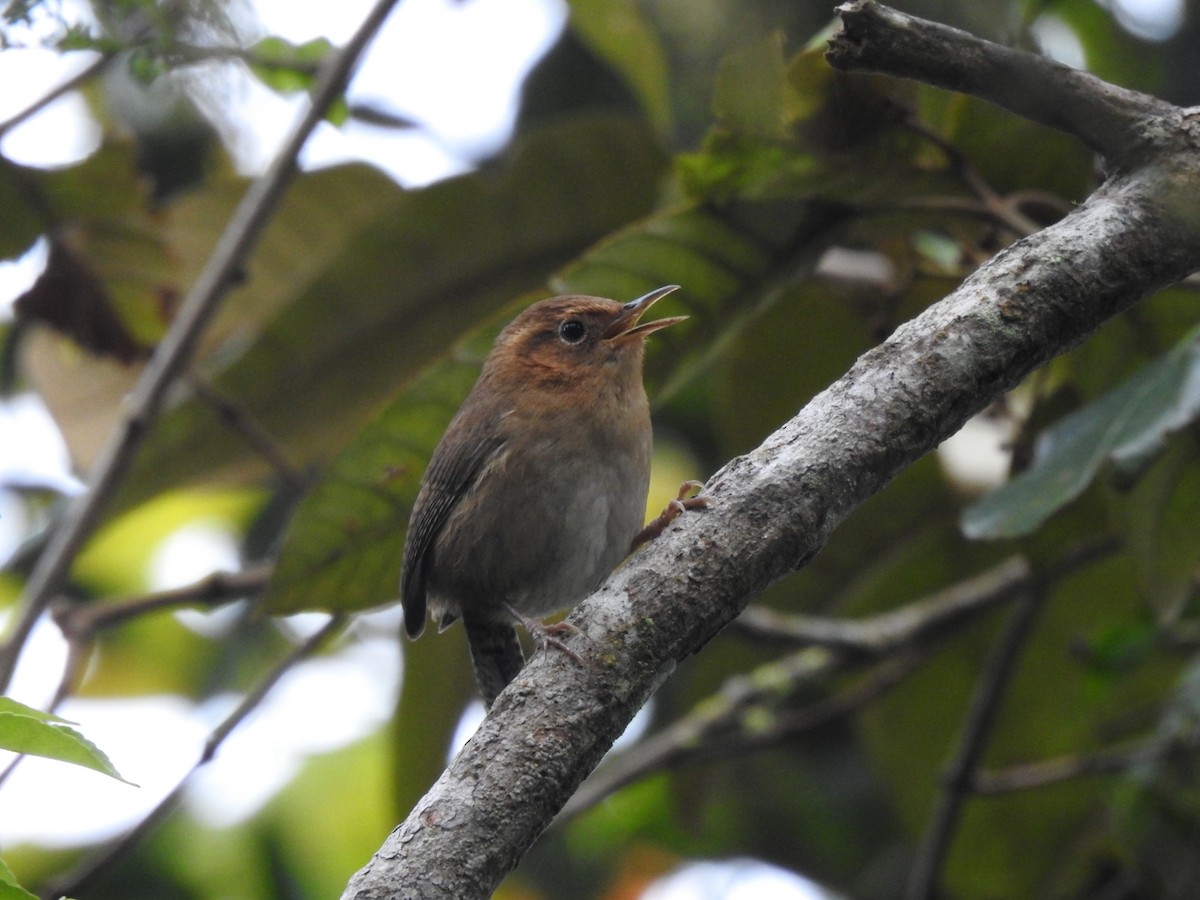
[631,480,711,552]
[504,603,587,666]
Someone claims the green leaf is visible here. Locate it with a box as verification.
[712,32,788,138]
[678,43,938,206]
[568,0,673,134]
[0,856,38,900]
[963,326,1200,539]
[261,321,490,614]
[0,697,131,783]
[0,697,72,724]
[246,36,333,94]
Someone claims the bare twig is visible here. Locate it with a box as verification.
[40,614,346,900]
[0,52,115,139]
[185,372,304,488]
[51,563,274,639]
[733,555,1032,656]
[906,577,1048,900]
[903,117,1045,237]
[566,550,1114,819]
[0,564,273,792]
[0,0,403,693]
[971,730,1200,794]
[826,0,1177,168]
[563,649,922,818]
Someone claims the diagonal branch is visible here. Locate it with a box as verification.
[824,0,1177,168]
[906,576,1049,900]
[340,14,1200,900]
[0,0,403,693]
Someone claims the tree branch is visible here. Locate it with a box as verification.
[562,649,921,819]
[51,563,273,639]
[906,575,1048,899]
[824,0,1178,169]
[731,555,1032,656]
[971,729,1200,795]
[0,0,403,693]
[341,8,1200,896]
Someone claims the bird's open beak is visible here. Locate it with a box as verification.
[602,284,686,343]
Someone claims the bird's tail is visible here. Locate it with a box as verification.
[462,613,525,708]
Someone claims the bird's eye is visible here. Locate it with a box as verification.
[558,319,587,344]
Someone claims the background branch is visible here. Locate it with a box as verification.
[0,53,115,139]
[731,555,1032,655]
[825,0,1176,167]
[906,576,1048,899]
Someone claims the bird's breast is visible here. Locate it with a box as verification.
[427,410,652,621]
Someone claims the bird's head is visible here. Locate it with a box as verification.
[488,285,685,390]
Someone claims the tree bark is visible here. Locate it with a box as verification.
[342,3,1200,897]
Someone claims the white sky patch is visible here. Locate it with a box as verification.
[0,237,49,316]
[1110,0,1184,40]
[185,635,399,826]
[0,393,81,495]
[0,49,102,167]
[643,859,843,900]
[1030,14,1087,70]
[210,0,567,182]
[0,694,205,848]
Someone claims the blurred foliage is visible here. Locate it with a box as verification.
[1,0,1200,899]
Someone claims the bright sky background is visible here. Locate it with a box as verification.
[0,0,1185,896]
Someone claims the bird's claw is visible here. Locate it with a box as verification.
[631,480,711,551]
[505,604,587,666]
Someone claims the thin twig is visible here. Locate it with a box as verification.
[40,614,346,900]
[562,649,923,819]
[185,371,305,488]
[733,555,1032,656]
[971,730,1200,794]
[904,117,1045,237]
[562,647,838,818]
[0,0,403,694]
[0,564,273,792]
[906,576,1048,900]
[0,52,115,139]
[569,547,1118,820]
[51,563,274,639]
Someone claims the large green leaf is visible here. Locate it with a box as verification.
[0,857,37,900]
[0,696,130,783]
[962,326,1200,539]
[109,114,667,511]
[0,140,154,263]
[568,0,673,134]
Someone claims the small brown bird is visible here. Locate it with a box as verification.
[400,285,698,706]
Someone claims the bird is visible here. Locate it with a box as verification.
[399,284,704,707]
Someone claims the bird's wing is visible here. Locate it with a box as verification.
[400,411,506,639]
